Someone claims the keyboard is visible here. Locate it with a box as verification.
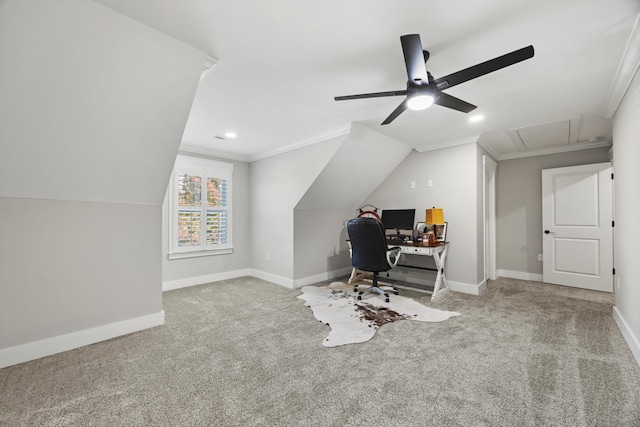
[387,237,408,244]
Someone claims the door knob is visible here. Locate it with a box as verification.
[544,230,551,234]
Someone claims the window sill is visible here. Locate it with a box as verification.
[168,248,233,260]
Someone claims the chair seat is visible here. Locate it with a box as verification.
[347,217,402,302]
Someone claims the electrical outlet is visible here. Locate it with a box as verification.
[265,252,270,261]
[538,254,543,261]
[410,181,416,189]
[428,179,433,187]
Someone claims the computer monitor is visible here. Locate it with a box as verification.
[381,209,415,237]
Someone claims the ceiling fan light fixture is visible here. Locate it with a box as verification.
[407,94,434,111]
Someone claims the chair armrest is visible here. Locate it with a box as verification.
[386,246,402,267]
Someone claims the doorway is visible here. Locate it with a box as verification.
[541,162,613,292]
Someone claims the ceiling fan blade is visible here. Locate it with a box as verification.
[434,92,477,113]
[434,45,534,90]
[334,90,407,101]
[401,34,429,84]
[381,99,409,125]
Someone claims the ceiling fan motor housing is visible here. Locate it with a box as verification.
[334,34,534,124]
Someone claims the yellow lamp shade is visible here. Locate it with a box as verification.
[426,208,444,224]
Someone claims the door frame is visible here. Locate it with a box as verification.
[483,155,497,281]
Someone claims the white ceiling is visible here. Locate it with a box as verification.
[95,0,640,162]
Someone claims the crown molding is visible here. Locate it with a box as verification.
[414,135,480,153]
[178,144,250,162]
[200,55,218,81]
[477,139,501,161]
[602,13,640,118]
[247,123,352,162]
[497,140,611,161]
[180,123,352,164]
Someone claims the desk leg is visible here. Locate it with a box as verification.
[431,246,449,301]
[348,268,367,285]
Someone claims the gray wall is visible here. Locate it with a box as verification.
[250,137,344,283]
[0,0,204,363]
[250,124,412,286]
[293,209,354,280]
[363,143,481,288]
[496,147,611,278]
[0,199,160,345]
[612,67,640,364]
[161,153,251,288]
[293,124,412,282]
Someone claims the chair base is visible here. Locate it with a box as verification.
[353,273,398,303]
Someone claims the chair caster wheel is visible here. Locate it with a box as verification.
[394,291,399,295]
[353,288,358,293]
[385,298,390,303]
[357,295,362,300]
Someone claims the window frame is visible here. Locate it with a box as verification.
[168,154,234,260]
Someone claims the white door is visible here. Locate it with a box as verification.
[542,162,613,292]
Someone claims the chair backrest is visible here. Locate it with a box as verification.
[347,217,392,273]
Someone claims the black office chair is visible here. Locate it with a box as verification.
[347,217,402,302]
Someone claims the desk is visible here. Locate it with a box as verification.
[348,242,449,301]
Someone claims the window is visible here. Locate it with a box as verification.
[168,155,233,259]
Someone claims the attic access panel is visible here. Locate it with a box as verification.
[512,120,571,151]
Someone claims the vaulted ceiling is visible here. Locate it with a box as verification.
[95,0,640,161]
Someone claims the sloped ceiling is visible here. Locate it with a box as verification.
[296,124,413,210]
[95,0,640,161]
[0,0,205,204]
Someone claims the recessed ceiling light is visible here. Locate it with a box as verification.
[469,114,484,123]
[224,132,237,139]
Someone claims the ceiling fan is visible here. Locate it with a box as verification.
[334,34,534,125]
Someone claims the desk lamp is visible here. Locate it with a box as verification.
[425,208,444,246]
[426,208,444,225]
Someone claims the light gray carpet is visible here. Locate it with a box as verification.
[1,276,639,426]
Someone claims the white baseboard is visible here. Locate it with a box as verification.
[164,267,354,292]
[450,279,487,296]
[613,306,640,367]
[0,311,164,369]
[249,269,295,288]
[293,267,353,288]
[162,269,251,291]
[497,269,543,282]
